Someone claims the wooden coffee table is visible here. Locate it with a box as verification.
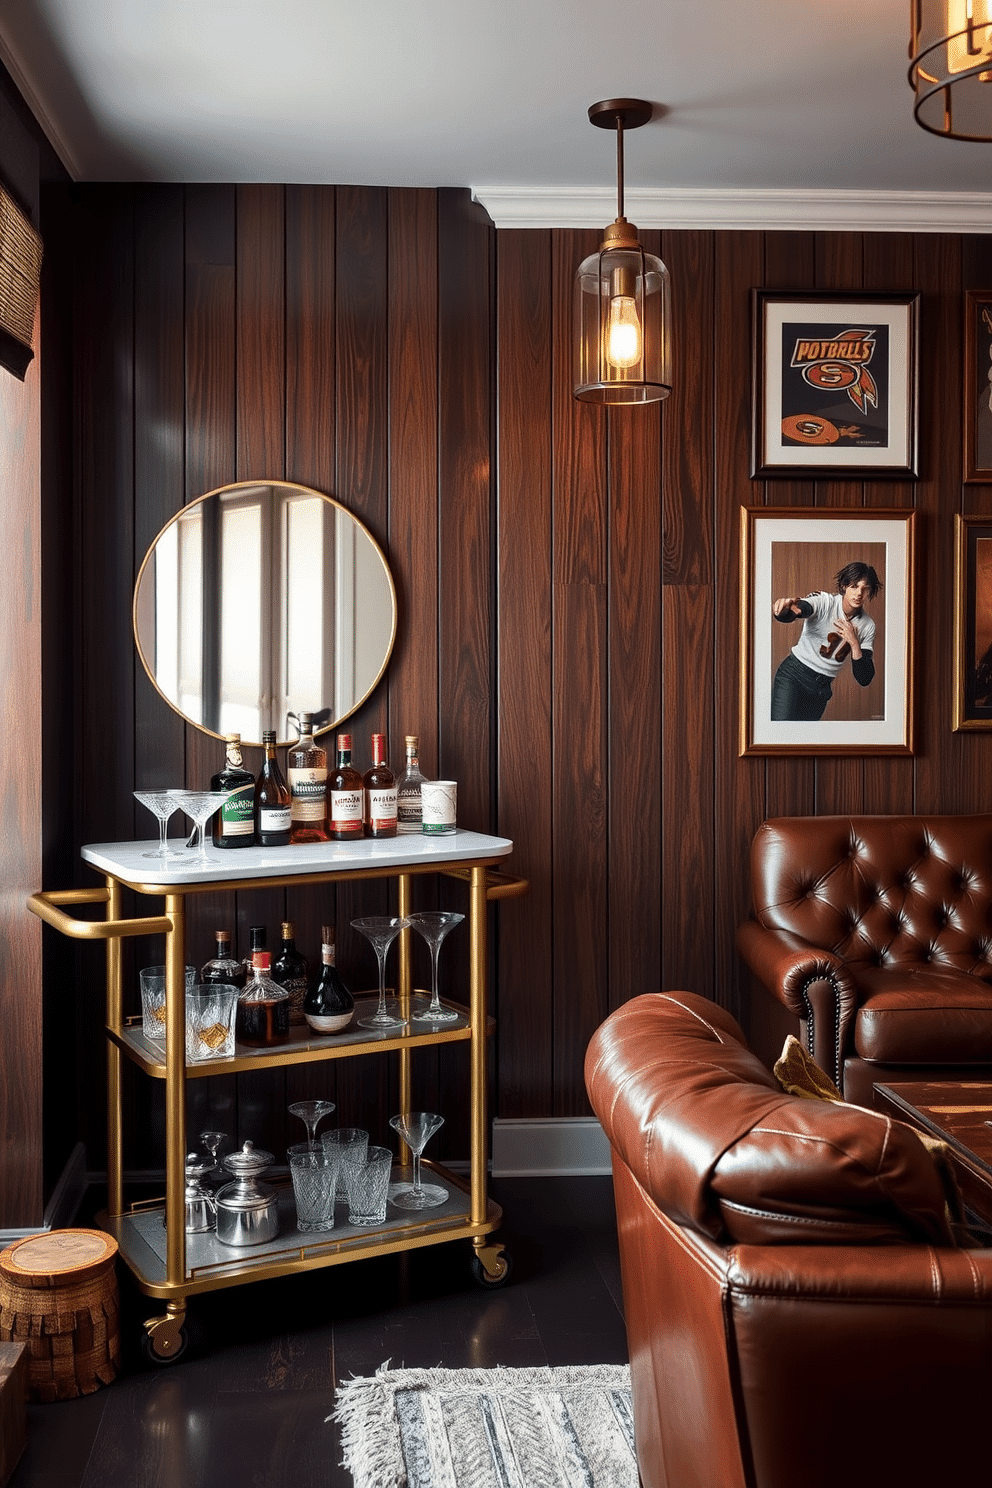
[874,1081,992,1226]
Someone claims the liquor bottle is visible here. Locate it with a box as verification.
[288,712,331,844]
[255,730,291,847]
[241,923,267,984]
[328,732,364,842]
[236,951,290,1047]
[304,925,355,1033]
[363,732,397,838]
[211,733,256,848]
[200,929,246,990]
[271,920,310,1026]
[396,734,426,834]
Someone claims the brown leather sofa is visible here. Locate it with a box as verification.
[585,990,992,1488]
[737,814,992,1103]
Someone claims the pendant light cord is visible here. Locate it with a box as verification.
[616,120,625,219]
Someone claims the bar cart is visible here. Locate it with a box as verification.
[28,830,524,1361]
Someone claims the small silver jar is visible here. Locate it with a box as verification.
[214,1140,280,1246]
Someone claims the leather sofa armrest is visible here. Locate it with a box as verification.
[736,920,859,1086]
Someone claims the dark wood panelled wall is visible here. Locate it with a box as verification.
[42,180,992,1180]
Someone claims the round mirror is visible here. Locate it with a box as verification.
[133,481,397,747]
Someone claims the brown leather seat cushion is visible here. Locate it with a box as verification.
[853,970,992,1063]
[586,991,955,1248]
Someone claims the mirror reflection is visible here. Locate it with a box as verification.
[133,482,396,746]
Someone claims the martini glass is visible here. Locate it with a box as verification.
[407,911,464,1023]
[352,915,410,1031]
[388,1111,448,1209]
[134,790,189,860]
[168,789,234,863]
[288,1099,336,1151]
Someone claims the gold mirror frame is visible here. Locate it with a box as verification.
[133,480,397,747]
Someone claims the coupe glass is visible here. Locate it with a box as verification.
[288,1099,336,1150]
[168,789,234,862]
[133,790,188,860]
[407,911,464,1023]
[351,915,409,1030]
[389,1111,448,1209]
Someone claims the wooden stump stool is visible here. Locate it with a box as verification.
[0,1230,120,1402]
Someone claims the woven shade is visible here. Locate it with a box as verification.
[0,184,42,380]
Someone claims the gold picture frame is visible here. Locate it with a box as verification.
[953,513,992,730]
[740,506,916,756]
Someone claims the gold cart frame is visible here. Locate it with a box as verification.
[29,832,525,1359]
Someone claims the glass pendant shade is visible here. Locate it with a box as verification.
[574,238,671,405]
[909,0,992,139]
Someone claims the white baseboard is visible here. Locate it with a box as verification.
[0,1142,88,1244]
[491,1117,611,1177]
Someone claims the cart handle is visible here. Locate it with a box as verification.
[441,867,530,901]
[27,888,173,940]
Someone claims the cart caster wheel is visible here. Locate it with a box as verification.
[141,1311,190,1365]
[470,1246,512,1289]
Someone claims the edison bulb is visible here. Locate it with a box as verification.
[948,0,992,74]
[606,295,641,369]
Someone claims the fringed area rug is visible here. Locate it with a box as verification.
[331,1363,637,1488]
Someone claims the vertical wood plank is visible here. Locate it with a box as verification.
[236,184,286,483]
[714,230,767,1022]
[660,230,715,999]
[496,229,554,1114]
[552,229,608,1115]
[333,185,392,1132]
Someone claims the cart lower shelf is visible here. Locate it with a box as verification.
[97,1163,502,1299]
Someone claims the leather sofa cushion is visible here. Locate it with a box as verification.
[853,971,992,1063]
[586,991,955,1248]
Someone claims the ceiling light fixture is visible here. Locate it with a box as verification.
[573,98,671,405]
[909,0,992,139]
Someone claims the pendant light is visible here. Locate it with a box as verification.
[909,0,992,139]
[573,98,671,405]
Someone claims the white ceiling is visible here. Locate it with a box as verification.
[2,0,992,230]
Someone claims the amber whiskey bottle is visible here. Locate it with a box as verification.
[363,732,397,838]
[328,732,364,841]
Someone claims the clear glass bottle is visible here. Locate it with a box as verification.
[236,951,290,1047]
[287,711,330,844]
[363,732,397,838]
[255,729,291,847]
[304,925,355,1033]
[328,732,364,841]
[396,734,426,834]
[241,923,267,984]
[271,920,310,1026]
[211,733,256,849]
[200,929,246,989]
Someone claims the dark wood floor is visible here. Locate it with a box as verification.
[9,1177,627,1488]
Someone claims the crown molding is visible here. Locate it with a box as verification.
[472,185,992,234]
[0,25,82,179]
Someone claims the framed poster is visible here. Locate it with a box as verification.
[963,292,992,483]
[751,291,920,479]
[739,506,916,756]
[953,514,992,729]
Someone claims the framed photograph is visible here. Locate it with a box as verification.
[751,291,920,479]
[953,514,992,729]
[739,507,916,756]
[963,292,992,483]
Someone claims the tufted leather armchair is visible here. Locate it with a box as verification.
[585,990,992,1488]
[737,815,992,1102]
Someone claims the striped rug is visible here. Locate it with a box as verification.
[332,1363,637,1488]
